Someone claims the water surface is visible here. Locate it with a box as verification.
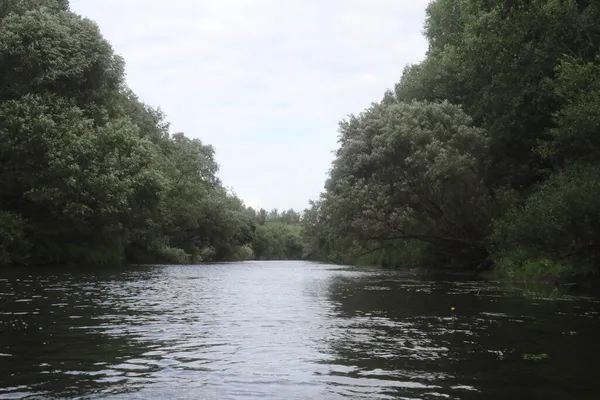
[1,261,599,399]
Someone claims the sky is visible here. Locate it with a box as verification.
[69,0,430,211]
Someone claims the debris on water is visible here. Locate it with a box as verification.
[523,353,550,361]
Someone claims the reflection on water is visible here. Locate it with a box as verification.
[1,261,599,399]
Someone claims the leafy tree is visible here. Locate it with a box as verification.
[300,199,344,262]
[0,0,69,20]
[398,0,600,188]
[257,208,267,225]
[0,6,124,109]
[0,211,29,266]
[321,100,494,267]
[305,0,600,278]
[492,53,600,278]
[541,53,600,164]
[492,163,600,278]
[0,0,269,266]
[251,222,303,260]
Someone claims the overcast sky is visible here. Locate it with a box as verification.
[69,0,429,211]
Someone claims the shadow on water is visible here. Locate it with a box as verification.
[320,270,600,400]
[0,267,178,399]
[1,263,600,399]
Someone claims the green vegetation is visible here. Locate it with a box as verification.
[0,0,303,267]
[3,0,600,281]
[248,209,304,260]
[303,0,600,281]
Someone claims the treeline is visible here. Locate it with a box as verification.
[302,0,600,279]
[247,208,304,260]
[0,0,303,267]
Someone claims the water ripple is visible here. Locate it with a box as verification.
[1,262,600,399]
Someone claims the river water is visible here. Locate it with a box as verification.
[1,261,599,399]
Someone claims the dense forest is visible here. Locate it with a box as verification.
[302,0,600,279]
[2,0,600,281]
[0,0,303,267]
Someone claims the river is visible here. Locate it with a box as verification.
[1,261,599,399]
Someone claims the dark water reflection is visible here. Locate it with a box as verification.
[1,262,599,399]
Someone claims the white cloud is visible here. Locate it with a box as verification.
[70,0,429,211]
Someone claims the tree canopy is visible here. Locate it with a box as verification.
[0,0,304,266]
[303,0,600,279]
[3,0,600,280]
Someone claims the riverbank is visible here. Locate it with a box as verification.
[337,254,600,293]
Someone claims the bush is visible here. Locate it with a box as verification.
[156,245,192,264]
[492,163,600,278]
[0,211,29,266]
[228,245,255,261]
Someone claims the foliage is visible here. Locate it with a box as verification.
[414,0,600,187]
[492,163,600,278]
[310,100,496,268]
[305,0,600,278]
[252,221,303,260]
[4,0,600,276]
[0,0,303,267]
[541,54,600,163]
[0,211,29,266]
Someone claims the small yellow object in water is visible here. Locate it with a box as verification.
[450,306,456,311]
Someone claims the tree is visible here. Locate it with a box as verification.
[541,53,600,164]
[321,100,494,267]
[492,163,600,277]
[0,0,265,266]
[0,7,124,109]
[0,0,69,20]
[305,0,600,277]
[251,222,303,260]
[399,0,600,188]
